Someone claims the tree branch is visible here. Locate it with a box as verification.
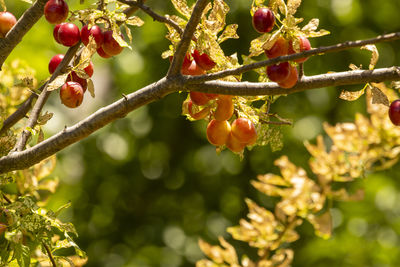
[13,43,82,152]
[184,67,400,95]
[42,243,56,267]
[1,67,400,174]
[118,0,183,35]
[167,0,209,77]
[0,78,173,174]
[0,0,48,70]
[0,94,35,136]
[186,32,400,83]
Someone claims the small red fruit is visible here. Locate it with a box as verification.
[97,47,111,58]
[81,24,104,48]
[182,60,205,76]
[84,61,94,78]
[231,118,257,144]
[226,133,246,153]
[58,23,80,47]
[0,12,17,38]
[252,8,275,33]
[185,99,210,120]
[289,36,311,63]
[53,23,65,43]
[102,30,124,56]
[206,119,231,146]
[389,100,400,126]
[215,95,234,121]
[48,54,64,74]
[278,65,298,89]
[265,36,289,59]
[267,62,291,83]
[60,81,84,108]
[66,72,87,92]
[44,0,69,24]
[190,91,210,106]
[192,49,216,71]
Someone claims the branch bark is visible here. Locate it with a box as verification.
[1,67,400,174]
[0,0,48,69]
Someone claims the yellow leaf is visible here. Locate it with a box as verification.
[47,73,68,91]
[307,211,332,239]
[171,0,192,19]
[217,24,239,43]
[87,79,95,98]
[301,18,319,32]
[361,44,379,70]
[339,87,365,101]
[37,111,53,126]
[249,33,270,57]
[287,0,302,15]
[370,85,389,107]
[126,16,144,27]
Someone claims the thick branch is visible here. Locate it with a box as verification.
[167,0,209,77]
[0,78,173,174]
[0,0,48,69]
[14,44,81,151]
[185,67,400,95]
[187,32,400,83]
[118,0,183,35]
[1,67,400,173]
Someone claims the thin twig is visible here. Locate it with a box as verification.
[186,31,400,83]
[43,243,57,267]
[167,0,210,77]
[118,0,183,35]
[2,194,12,204]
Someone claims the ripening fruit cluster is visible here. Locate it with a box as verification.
[180,51,257,153]
[0,11,17,38]
[44,0,125,108]
[252,7,312,88]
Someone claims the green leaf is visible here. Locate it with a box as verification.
[15,244,30,267]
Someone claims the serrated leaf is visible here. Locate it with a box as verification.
[361,44,379,70]
[126,16,144,27]
[171,0,192,19]
[47,73,68,91]
[370,85,389,107]
[217,24,239,43]
[287,0,301,15]
[87,79,95,98]
[339,88,365,101]
[302,18,319,32]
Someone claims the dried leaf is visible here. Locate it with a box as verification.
[217,24,239,43]
[47,73,68,91]
[171,0,192,19]
[307,211,332,239]
[19,0,33,4]
[87,79,95,98]
[370,85,389,107]
[361,44,379,70]
[301,18,319,32]
[287,0,301,15]
[80,36,97,68]
[124,24,133,44]
[339,88,365,101]
[37,111,53,126]
[349,63,360,70]
[125,16,144,27]
[249,33,270,57]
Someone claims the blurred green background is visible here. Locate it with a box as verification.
[5,0,400,266]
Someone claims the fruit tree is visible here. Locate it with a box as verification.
[1,0,400,266]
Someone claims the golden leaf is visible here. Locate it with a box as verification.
[307,211,332,239]
[125,16,144,27]
[171,0,192,19]
[205,0,229,35]
[361,44,379,70]
[301,18,319,32]
[339,87,365,101]
[0,0,6,11]
[37,111,53,126]
[370,85,389,107]
[47,73,68,91]
[287,0,302,15]
[87,79,95,98]
[80,36,97,68]
[217,24,239,43]
[249,33,271,57]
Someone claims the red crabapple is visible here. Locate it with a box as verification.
[53,23,65,43]
[192,49,216,70]
[58,23,80,47]
[81,24,104,48]
[190,91,210,106]
[0,12,17,38]
[102,30,124,56]
[226,133,246,153]
[267,62,291,83]
[66,72,87,92]
[231,118,257,144]
[252,8,275,33]
[185,99,210,120]
[215,95,234,121]
[389,100,400,126]
[265,36,289,59]
[278,65,298,88]
[97,47,112,58]
[289,36,311,63]
[48,54,64,74]
[206,119,231,146]
[60,82,84,108]
[84,61,94,78]
[44,0,69,24]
